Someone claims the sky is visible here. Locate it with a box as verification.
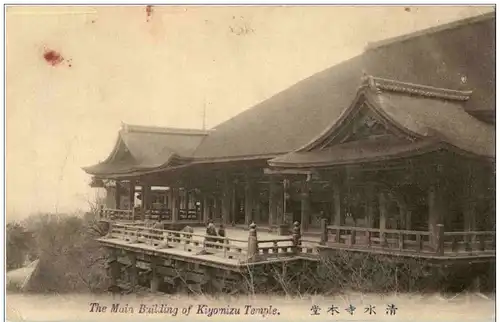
[6,5,494,220]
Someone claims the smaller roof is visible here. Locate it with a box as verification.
[269,76,494,168]
[82,124,209,176]
[269,136,440,168]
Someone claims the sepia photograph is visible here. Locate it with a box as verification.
[5,4,496,322]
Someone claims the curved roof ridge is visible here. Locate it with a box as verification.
[361,75,473,101]
[122,123,210,136]
[365,11,494,52]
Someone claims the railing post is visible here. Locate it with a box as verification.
[292,221,301,254]
[435,224,444,256]
[105,222,114,238]
[398,231,404,250]
[349,228,356,246]
[335,227,341,243]
[416,233,422,252]
[478,233,486,251]
[156,231,169,249]
[464,233,472,252]
[128,227,138,244]
[247,222,258,262]
[320,218,328,245]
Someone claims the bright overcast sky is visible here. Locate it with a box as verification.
[6,5,494,220]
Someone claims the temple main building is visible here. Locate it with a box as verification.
[84,13,495,264]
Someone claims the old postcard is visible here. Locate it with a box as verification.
[5,4,496,322]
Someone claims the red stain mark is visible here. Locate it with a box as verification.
[43,48,73,68]
[146,5,153,22]
[43,49,64,66]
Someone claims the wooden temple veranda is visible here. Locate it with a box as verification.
[83,13,496,293]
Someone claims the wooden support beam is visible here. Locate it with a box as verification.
[244,179,254,226]
[183,188,189,212]
[213,196,221,221]
[276,180,284,225]
[128,181,136,210]
[364,185,375,228]
[231,183,237,225]
[202,193,210,224]
[150,257,160,292]
[332,182,344,226]
[127,252,138,287]
[221,175,231,225]
[108,248,120,287]
[167,188,173,211]
[141,184,152,211]
[428,184,445,249]
[379,191,387,246]
[268,177,278,227]
[115,181,122,210]
[171,188,179,223]
[300,180,311,233]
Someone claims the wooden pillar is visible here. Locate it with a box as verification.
[115,181,122,209]
[202,193,210,224]
[108,248,120,287]
[276,179,284,225]
[332,182,344,226]
[141,184,152,211]
[405,211,412,231]
[463,163,477,248]
[167,188,173,212]
[244,179,254,226]
[364,185,375,228]
[128,252,137,287]
[268,177,278,227]
[213,196,220,221]
[128,181,135,210]
[150,257,160,292]
[300,179,311,233]
[379,191,387,246]
[183,188,189,213]
[254,192,261,224]
[428,184,445,249]
[222,176,231,225]
[231,183,237,225]
[320,218,328,245]
[171,188,179,223]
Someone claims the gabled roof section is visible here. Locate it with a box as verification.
[82,123,209,176]
[363,11,494,113]
[268,76,494,168]
[192,13,494,161]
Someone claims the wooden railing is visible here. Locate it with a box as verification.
[321,219,495,257]
[106,223,249,262]
[100,208,138,221]
[100,207,202,223]
[443,231,495,254]
[102,221,312,263]
[145,209,171,222]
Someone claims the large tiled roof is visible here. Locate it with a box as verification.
[83,13,495,177]
[193,12,495,160]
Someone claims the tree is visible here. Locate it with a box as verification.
[6,222,32,270]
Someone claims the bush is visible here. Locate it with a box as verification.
[7,212,110,294]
